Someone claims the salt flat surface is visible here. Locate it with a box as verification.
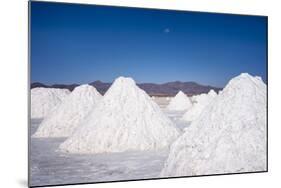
[30,131,168,186]
[152,97,170,108]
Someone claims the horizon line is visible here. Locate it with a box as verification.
[30,79,223,88]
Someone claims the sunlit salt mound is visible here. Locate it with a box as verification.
[191,89,217,104]
[33,85,102,137]
[181,90,217,122]
[31,87,70,119]
[161,73,267,177]
[166,91,192,111]
[208,89,217,98]
[60,77,180,154]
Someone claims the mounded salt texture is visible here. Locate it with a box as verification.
[190,94,198,103]
[59,77,180,154]
[31,87,70,119]
[192,93,207,104]
[208,89,217,98]
[181,90,217,122]
[161,73,267,177]
[191,90,217,104]
[33,85,102,137]
[166,91,192,111]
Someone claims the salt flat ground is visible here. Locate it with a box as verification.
[30,97,189,187]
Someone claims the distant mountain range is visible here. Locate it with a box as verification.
[31,81,222,96]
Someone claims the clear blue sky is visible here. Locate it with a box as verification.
[30,1,267,87]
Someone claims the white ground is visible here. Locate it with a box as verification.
[30,123,168,186]
[30,98,188,187]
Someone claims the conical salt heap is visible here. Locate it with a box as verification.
[60,77,179,153]
[33,85,102,137]
[181,90,217,122]
[161,73,267,176]
[166,91,192,111]
[31,87,70,119]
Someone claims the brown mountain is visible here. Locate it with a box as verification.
[31,81,221,96]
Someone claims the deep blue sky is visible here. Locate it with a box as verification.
[31,1,267,87]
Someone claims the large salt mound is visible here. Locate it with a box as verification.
[31,87,70,119]
[161,73,267,177]
[181,90,217,122]
[166,91,192,111]
[59,77,180,154]
[33,85,102,137]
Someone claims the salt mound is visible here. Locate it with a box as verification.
[208,89,217,98]
[191,90,217,104]
[60,76,180,154]
[31,87,70,119]
[161,73,267,176]
[166,91,192,111]
[192,93,208,104]
[33,85,102,137]
[182,90,217,122]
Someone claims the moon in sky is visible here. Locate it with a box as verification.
[164,28,170,33]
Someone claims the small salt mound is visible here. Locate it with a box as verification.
[33,85,102,137]
[31,87,70,119]
[208,89,217,98]
[60,76,180,154]
[166,91,192,111]
[192,93,208,104]
[182,90,217,122]
[161,73,267,177]
[190,95,198,103]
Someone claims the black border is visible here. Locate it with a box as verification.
[28,1,268,187]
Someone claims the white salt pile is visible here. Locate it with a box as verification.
[33,85,102,137]
[181,90,217,122]
[31,87,70,119]
[60,77,179,154]
[161,73,267,177]
[166,91,192,111]
[208,89,217,98]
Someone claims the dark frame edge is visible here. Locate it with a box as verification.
[265,16,269,172]
[28,0,31,187]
